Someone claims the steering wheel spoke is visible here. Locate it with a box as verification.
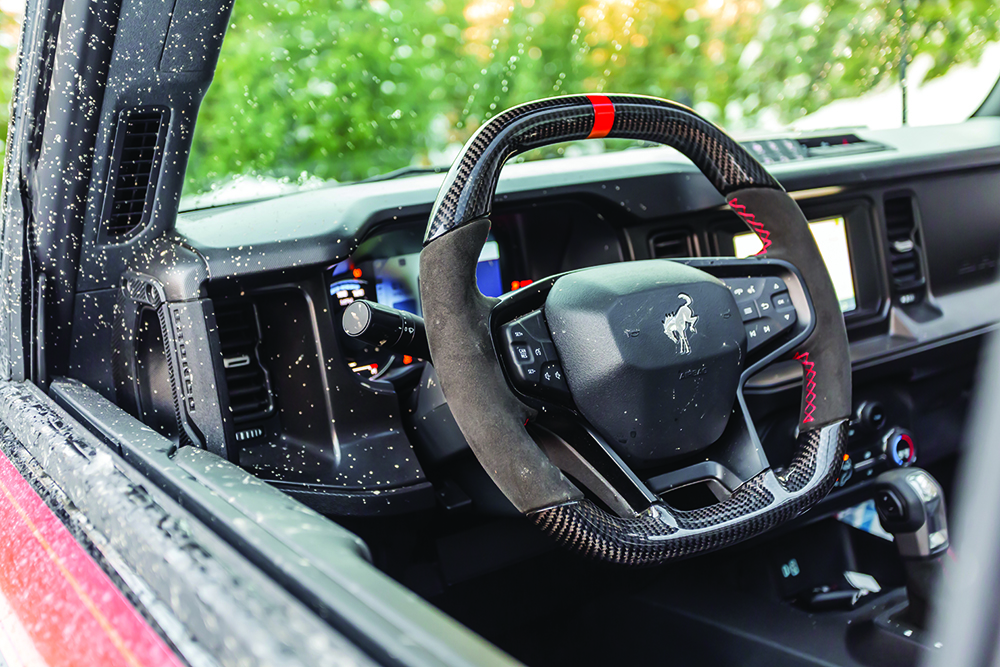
[529,416,658,518]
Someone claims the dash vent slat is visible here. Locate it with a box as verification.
[100,107,169,242]
[883,195,926,303]
[649,230,696,259]
[214,300,274,426]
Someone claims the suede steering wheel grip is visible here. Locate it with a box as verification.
[420,219,583,513]
[420,94,852,565]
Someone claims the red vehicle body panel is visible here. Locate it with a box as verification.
[0,450,182,667]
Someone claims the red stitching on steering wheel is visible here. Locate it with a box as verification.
[794,351,817,424]
[729,197,771,254]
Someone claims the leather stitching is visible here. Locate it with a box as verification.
[794,351,817,424]
[729,197,771,254]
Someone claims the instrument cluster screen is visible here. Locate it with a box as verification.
[328,240,504,377]
[733,216,857,313]
[369,240,503,316]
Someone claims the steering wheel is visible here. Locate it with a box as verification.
[419,94,851,565]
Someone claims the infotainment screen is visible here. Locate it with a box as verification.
[733,216,856,313]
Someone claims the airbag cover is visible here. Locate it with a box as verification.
[545,261,746,467]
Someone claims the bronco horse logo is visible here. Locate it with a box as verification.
[663,293,699,355]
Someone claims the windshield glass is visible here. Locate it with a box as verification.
[182,0,1000,209]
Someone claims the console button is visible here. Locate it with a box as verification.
[859,401,887,430]
[835,454,854,487]
[876,489,906,521]
[883,429,917,467]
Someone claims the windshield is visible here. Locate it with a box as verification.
[182,0,1000,209]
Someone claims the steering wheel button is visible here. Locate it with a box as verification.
[745,279,762,297]
[772,291,792,310]
[740,302,760,321]
[540,362,569,392]
[506,323,528,341]
[513,343,533,364]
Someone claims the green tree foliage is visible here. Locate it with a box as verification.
[185,0,999,196]
[0,8,22,158]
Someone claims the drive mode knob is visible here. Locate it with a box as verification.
[883,428,917,467]
[858,401,887,430]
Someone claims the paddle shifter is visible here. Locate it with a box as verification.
[874,468,950,628]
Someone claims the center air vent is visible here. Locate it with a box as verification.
[214,300,274,425]
[883,195,926,304]
[99,107,169,243]
[649,230,696,259]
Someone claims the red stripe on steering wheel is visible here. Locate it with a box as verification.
[586,95,615,139]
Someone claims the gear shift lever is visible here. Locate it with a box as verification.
[874,468,949,628]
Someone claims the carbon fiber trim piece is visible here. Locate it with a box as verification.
[425,94,780,243]
[532,421,846,565]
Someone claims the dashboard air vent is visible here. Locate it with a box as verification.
[740,133,886,165]
[214,300,274,425]
[883,195,925,304]
[649,230,695,259]
[99,107,169,242]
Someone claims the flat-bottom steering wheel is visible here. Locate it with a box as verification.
[419,95,850,565]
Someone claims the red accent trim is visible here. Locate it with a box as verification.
[794,352,817,424]
[899,433,916,463]
[729,198,771,254]
[0,450,183,667]
[586,95,615,139]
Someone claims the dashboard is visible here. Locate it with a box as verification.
[333,211,862,383]
[78,119,1000,520]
